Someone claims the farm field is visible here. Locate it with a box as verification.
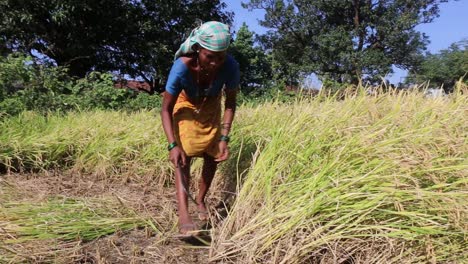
[1,88,467,263]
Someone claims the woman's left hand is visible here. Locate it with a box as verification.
[214,140,229,162]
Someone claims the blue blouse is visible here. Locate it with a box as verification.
[165,55,240,98]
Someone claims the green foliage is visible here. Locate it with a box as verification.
[0,0,232,91]
[125,92,163,111]
[229,23,273,94]
[0,97,25,116]
[68,72,136,110]
[0,54,162,116]
[0,53,33,99]
[408,39,468,91]
[244,0,450,85]
[0,53,74,113]
[321,78,351,93]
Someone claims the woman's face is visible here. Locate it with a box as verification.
[198,48,226,72]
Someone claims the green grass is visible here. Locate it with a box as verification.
[0,197,145,243]
[0,110,171,184]
[0,86,467,263]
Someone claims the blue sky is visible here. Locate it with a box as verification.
[225,1,468,85]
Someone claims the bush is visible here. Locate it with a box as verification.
[68,72,137,110]
[125,92,162,111]
[0,97,25,116]
[0,53,33,98]
[0,53,161,116]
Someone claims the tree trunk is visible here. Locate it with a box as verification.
[352,0,365,85]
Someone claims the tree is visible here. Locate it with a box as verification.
[0,0,232,93]
[408,39,467,92]
[115,0,233,93]
[0,0,140,77]
[243,0,452,85]
[229,23,272,94]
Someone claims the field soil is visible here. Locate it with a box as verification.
[0,171,234,263]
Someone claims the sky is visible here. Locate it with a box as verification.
[225,0,468,85]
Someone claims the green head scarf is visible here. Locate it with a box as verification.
[174,21,231,60]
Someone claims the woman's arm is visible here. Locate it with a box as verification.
[215,87,238,162]
[161,92,186,166]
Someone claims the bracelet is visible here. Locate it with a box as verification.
[167,141,178,151]
[220,135,230,143]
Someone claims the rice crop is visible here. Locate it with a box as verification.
[0,85,467,263]
[1,197,145,243]
[0,188,147,262]
[210,88,467,263]
[0,110,172,185]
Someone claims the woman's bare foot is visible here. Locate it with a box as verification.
[178,222,198,237]
[197,203,209,221]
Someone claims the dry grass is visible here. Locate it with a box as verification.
[210,86,468,263]
[0,83,467,263]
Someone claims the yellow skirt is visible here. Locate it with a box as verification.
[173,91,222,158]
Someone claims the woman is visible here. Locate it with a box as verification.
[160,21,239,236]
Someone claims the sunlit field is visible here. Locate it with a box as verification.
[1,85,467,263]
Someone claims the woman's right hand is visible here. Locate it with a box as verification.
[169,146,187,167]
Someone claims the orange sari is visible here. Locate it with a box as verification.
[173,91,222,158]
